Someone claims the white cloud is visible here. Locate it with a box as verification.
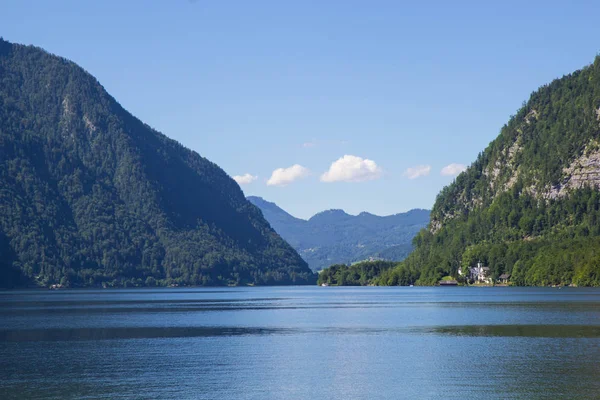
[320,155,383,183]
[403,165,431,179]
[267,164,310,186]
[441,163,467,176]
[233,173,257,185]
[302,141,316,148]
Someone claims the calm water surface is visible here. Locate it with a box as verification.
[1,287,600,399]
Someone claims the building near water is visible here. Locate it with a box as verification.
[498,273,511,284]
[468,262,492,284]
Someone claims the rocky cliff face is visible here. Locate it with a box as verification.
[553,141,600,196]
[430,58,600,233]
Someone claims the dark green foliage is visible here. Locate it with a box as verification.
[377,190,600,286]
[0,39,316,288]
[372,243,413,261]
[379,56,600,287]
[317,260,397,286]
[247,196,429,271]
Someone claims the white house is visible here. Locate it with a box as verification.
[469,261,491,284]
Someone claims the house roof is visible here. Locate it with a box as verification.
[499,273,511,279]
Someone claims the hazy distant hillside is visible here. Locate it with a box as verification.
[0,39,315,288]
[247,196,430,271]
[378,56,600,287]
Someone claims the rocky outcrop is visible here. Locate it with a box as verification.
[543,142,600,199]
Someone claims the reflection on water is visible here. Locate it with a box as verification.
[1,287,600,400]
[431,324,600,338]
[0,326,293,342]
[6,324,600,343]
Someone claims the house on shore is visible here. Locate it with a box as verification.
[498,273,511,284]
[459,261,492,284]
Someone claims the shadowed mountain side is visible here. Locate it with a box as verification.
[0,38,315,288]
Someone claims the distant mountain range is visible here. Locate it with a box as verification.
[0,39,315,288]
[247,196,430,271]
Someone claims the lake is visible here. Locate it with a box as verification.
[1,287,600,399]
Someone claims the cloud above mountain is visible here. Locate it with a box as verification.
[233,173,257,185]
[320,155,383,183]
[403,165,431,179]
[267,164,310,186]
[440,163,467,176]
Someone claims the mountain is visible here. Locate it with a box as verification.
[0,39,315,288]
[247,196,430,271]
[378,56,600,287]
[244,196,306,244]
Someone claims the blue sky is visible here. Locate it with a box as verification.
[2,1,599,219]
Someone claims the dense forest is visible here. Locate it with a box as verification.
[248,196,429,270]
[317,261,397,286]
[0,38,316,288]
[378,56,600,287]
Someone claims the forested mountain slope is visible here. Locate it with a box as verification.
[378,56,600,286]
[0,39,315,288]
[247,196,429,271]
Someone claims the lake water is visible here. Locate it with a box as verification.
[1,287,600,399]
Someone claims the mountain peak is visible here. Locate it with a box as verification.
[250,197,430,271]
[321,209,349,215]
[308,209,351,222]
